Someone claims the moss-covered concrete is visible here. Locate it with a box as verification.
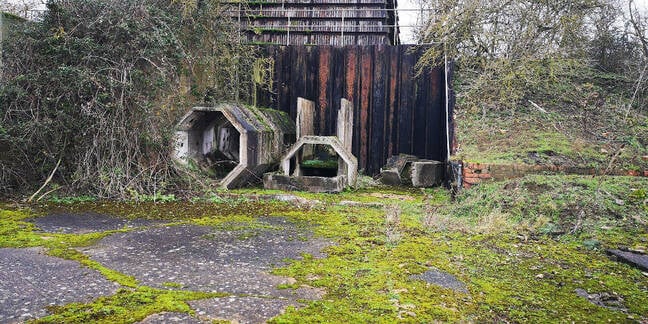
[0,178,646,322]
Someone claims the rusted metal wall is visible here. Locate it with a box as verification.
[255,45,453,175]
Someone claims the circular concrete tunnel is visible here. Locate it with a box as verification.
[174,104,296,188]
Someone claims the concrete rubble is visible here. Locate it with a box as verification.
[379,154,444,187]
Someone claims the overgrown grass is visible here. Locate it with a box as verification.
[429,175,647,238]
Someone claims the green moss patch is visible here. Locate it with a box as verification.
[33,288,225,324]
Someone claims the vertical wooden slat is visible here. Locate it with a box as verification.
[344,46,362,159]
[331,48,345,136]
[317,47,331,135]
[370,44,387,173]
[344,46,358,101]
[292,46,307,118]
[306,46,318,103]
[427,66,443,159]
[397,45,413,155]
[280,46,292,117]
[359,45,373,171]
[413,50,428,158]
[387,45,399,158]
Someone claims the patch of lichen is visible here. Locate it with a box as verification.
[32,287,225,324]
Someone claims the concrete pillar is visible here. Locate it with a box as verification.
[296,97,315,138]
[336,98,354,153]
[295,97,316,176]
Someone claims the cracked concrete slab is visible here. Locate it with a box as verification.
[0,247,121,323]
[190,296,296,324]
[138,312,205,323]
[29,212,163,234]
[77,216,330,322]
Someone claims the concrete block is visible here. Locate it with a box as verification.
[379,154,417,186]
[411,161,444,187]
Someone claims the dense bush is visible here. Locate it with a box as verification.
[419,0,648,114]
[0,0,257,198]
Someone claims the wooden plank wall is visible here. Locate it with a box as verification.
[255,45,452,175]
[223,0,397,46]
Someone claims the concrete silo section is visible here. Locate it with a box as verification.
[174,103,296,188]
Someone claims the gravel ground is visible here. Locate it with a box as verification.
[190,296,296,324]
[138,312,205,323]
[77,216,331,322]
[79,217,328,295]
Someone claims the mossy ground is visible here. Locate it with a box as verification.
[1,176,647,322]
[454,107,648,171]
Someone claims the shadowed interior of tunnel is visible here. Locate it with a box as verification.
[293,143,341,178]
[183,111,240,179]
